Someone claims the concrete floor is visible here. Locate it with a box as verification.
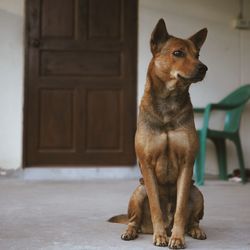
[0,177,250,250]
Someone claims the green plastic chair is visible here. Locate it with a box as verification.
[194,84,250,185]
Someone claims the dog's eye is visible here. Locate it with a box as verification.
[173,50,185,57]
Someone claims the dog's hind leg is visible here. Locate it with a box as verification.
[186,185,206,240]
[121,184,147,241]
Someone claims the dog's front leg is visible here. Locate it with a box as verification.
[169,165,193,249]
[141,163,168,246]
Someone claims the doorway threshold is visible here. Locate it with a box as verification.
[20,167,140,181]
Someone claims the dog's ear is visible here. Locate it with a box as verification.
[188,28,207,50]
[150,18,170,54]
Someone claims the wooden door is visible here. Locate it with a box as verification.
[24,0,137,166]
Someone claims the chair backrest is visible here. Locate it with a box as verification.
[219,84,250,133]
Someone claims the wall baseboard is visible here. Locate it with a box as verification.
[18,167,141,180]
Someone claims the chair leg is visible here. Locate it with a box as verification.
[234,135,247,183]
[212,139,228,180]
[194,134,207,186]
[194,155,203,186]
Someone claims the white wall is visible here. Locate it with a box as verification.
[0,0,24,170]
[0,0,250,176]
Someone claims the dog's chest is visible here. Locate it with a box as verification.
[154,135,180,184]
[137,129,182,184]
[157,129,192,184]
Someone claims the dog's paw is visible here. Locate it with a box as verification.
[187,226,206,240]
[153,232,168,247]
[168,235,185,249]
[121,228,138,241]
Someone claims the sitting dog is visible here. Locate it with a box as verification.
[109,18,208,249]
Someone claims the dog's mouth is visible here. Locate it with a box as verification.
[177,63,208,83]
[177,73,205,83]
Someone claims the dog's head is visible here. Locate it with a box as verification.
[150,19,207,87]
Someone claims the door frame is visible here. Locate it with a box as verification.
[23,0,30,168]
[23,0,138,167]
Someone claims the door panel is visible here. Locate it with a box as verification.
[40,51,121,76]
[38,89,75,151]
[41,0,75,38]
[88,0,122,39]
[86,89,122,151]
[25,0,137,166]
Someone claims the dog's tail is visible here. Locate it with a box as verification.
[108,214,128,224]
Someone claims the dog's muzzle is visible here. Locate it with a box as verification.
[177,63,208,83]
[194,63,208,81]
[197,63,208,76]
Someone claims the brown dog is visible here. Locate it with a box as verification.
[109,19,207,249]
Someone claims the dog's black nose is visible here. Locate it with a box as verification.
[198,63,208,73]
